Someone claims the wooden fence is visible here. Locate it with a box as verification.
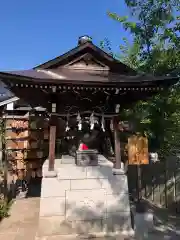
[127,156,180,213]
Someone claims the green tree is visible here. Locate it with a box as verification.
[107,0,180,157]
[108,0,180,74]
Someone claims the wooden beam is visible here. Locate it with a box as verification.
[113,117,121,169]
[48,125,56,171]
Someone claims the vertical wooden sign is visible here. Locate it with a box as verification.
[128,135,149,165]
[48,126,56,171]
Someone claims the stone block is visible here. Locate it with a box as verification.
[60,156,75,164]
[43,169,57,178]
[70,179,102,190]
[54,159,62,169]
[42,159,61,172]
[37,216,102,237]
[102,212,132,233]
[40,197,65,217]
[65,189,106,220]
[72,219,102,234]
[86,165,112,179]
[41,178,70,197]
[38,156,132,238]
[57,165,86,180]
[101,175,128,195]
[106,193,130,213]
[98,155,114,166]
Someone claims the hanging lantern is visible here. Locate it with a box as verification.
[90,112,95,130]
[101,114,105,132]
[77,112,82,131]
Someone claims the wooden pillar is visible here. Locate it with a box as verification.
[48,95,57,172]
[48,125,56,171]
[113,117,121,169]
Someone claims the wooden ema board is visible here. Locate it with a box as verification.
[6,119,29,129]
[128,135,149,165]
[6,129,29,139]
[5,117,48,178]
[6,131,44,150]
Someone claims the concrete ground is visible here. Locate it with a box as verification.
[1,197,180,239]
[0,198,131,240]
[0,198,40,240]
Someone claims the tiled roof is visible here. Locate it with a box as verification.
[4,68,179,84]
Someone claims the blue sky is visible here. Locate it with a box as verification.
[0,0,130,70]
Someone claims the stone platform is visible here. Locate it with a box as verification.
[37,155,134,238]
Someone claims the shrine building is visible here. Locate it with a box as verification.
[0,35,178,238]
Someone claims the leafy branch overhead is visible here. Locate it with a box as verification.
[106,0,180,157]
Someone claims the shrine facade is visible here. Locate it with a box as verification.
[0,35,178,177]
[0,35,179,238]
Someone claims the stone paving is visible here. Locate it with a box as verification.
[0,198,40,240]
[0,198,131,240]
[1,197,180,239]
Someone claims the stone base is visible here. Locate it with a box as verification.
[37,217,134,238]
[112,167,125,175]
[37,155,133,238]
[43,170,57,178]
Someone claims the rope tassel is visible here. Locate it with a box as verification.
[77,112,82,131]
[65,124,70,132]
[90,112,95,130]
[65,115,70,132]
[101,115,105,132]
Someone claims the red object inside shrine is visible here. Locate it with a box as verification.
[79,143,89,150]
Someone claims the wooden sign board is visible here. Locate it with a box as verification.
[128,135,149,165]
[11,120,28,129]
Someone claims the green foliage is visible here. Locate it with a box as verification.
[119,38,141,70]
[0,199,12,219]
[107,0,180,157]
[99,38,120,60]
[100,38,113,55]
[108,0,180,61]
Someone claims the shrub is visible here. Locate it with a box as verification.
[0,198,12,220]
